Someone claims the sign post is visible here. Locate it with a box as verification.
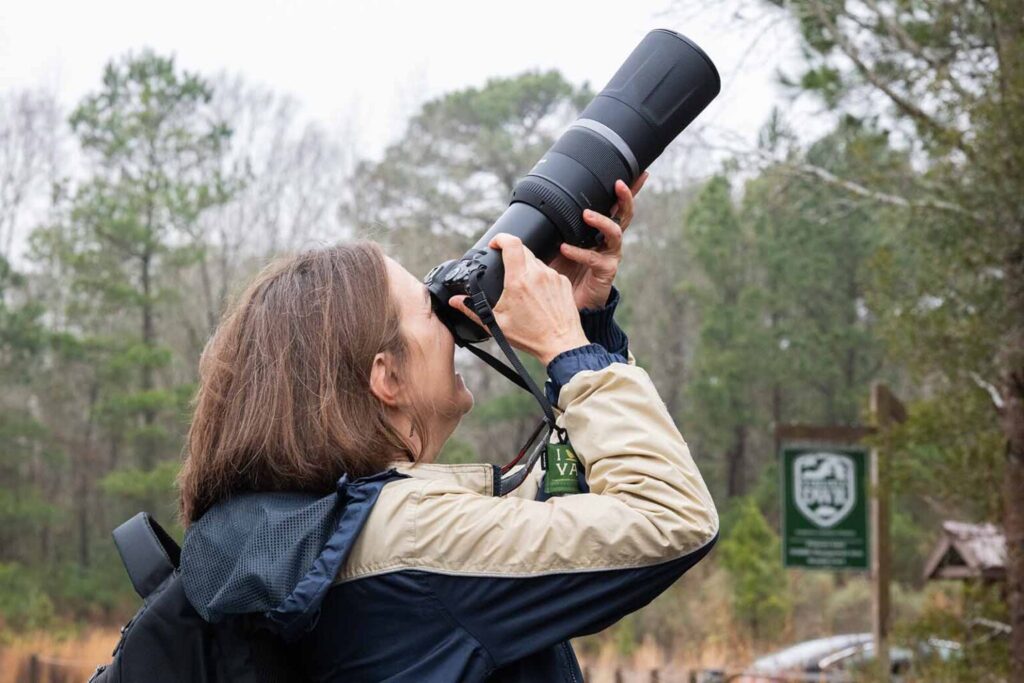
[777,388,904,682]
[869,383,907,682]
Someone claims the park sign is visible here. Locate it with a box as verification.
[781,444,869,570]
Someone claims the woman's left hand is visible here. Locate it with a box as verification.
[549,172,649,311]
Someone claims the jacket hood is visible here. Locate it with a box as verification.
[180,470,402,642]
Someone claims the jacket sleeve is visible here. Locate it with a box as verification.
[420,356,719,668]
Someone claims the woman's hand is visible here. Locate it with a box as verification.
[449,234,589,366]
[549,172,649,310]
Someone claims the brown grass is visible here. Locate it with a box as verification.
[0,629,119,683]
[575,634,752,683]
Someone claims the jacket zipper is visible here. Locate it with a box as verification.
[561,641,580,683]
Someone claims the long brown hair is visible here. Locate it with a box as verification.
[179,242,420,525]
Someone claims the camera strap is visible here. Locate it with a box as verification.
[458,342,530,393]
[464,274,568,495]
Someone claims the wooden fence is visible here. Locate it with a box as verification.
[15,654,100,683]
[11,654,851,683]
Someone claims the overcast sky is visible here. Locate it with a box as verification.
[0,0,821,161]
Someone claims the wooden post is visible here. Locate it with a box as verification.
[27,654,41,683]
[650,668,660,683]
[869,383,906,682]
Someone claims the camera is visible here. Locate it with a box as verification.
[425,29,720,345]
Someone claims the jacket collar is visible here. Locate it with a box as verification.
[390,462,498,496]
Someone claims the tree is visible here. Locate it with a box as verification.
[685,174,767,498]
[615,182,701,422]
[351,70,593,278]
[32,51,235,521]
[0,89,64,261]
[719,497,790,640]
[0,255,52,566]
[684,121,888,499]
[766,0,1024,674]
[747,119,892,423]
[178,75,353,351]
[353,71,594,463]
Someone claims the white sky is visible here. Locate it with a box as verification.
[0,0,822,161]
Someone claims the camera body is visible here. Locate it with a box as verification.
[426,29,720,345]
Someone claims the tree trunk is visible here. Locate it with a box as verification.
[994,0,1024,676]
[663,296,688,419]
[76,382,100,568]
[771,382,782,426]
[140,248,156,471]
[726,424,748,498]
[1006,423,1024,683]
[1002,243,1024,683]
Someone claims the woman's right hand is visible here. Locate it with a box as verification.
[449,233,589,366]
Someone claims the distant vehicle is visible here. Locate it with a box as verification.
[726,633,960,682]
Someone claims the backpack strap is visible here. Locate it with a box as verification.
[112,512,181,599]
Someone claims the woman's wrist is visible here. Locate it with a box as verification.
[536,332,591,366]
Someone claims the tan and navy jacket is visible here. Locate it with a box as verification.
[181,297,718,682]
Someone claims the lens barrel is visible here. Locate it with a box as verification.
[427,29,720,344]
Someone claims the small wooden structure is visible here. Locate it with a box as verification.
[923,521,1007,583]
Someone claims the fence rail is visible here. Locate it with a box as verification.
[577,666,852,683]
[12,653,850,683]
[17,653,100,683]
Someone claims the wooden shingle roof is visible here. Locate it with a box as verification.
[923,521,1006,581]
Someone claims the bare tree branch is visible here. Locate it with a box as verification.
[808,0,974,157]
[971,370,1007,411]
[697,131,980,219]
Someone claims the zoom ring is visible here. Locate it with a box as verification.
[550,128,633,191]
[511,178,593,247]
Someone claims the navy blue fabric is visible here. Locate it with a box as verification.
[301,536,717,681]
[297,572,493,682]
[432,537,716,666]
[181,470,404,640]
[265,471,402,641]
[545,287,630,406]
[182,462,715,681]
[579,286,628,358]
[545,344,626,405]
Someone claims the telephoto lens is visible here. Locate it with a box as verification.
[426,29,720,344]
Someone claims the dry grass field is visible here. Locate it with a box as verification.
[0,628,744,683]
[0,629,119,683]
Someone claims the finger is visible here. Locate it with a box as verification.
[614,179,635,226]
[448,295,489,333]
[630,171,650,196]
[583,209,623,252]
[559,242,615,273]
[488,233,527,281]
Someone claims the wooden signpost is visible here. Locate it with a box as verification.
[776,383,905,682]
[869,382,907,681]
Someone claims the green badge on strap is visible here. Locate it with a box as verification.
[544,442,580,496]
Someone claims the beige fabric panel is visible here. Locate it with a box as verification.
[337,356,717,582]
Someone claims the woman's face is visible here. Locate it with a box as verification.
[384,256,474,459]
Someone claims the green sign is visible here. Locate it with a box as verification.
[781,444,869,570]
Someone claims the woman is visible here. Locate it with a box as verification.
[178,177,718,682]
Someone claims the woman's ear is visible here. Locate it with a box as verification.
[369,351,403,407]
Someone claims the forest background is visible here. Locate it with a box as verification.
[0,0,1020,681]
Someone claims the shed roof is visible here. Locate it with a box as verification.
[923,521,1006,581]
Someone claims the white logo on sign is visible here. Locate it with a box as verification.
[793,452,856,528]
